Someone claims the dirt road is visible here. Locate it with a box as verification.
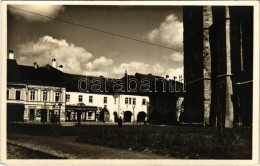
[7,133,170,159]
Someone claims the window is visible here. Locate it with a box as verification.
[43,91,48,101]
[79,95,83,102]
[125,97,128,104]
[30,91,35,101]
[88,112,93,119]
[89,96,93,103]
[142,99,146,105]
[16,90,21,100]
[66,94,70,102]
[104,97,107,104]
[133,98,136,105]
[129,98,132,104]
[55,92,60,102]
[7,90,9,99]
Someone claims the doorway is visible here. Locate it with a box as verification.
[40,109,47,122]
[124,111,132,122]
[29,109,35,121]
[137,111,146,123]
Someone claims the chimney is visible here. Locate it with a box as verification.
[52,58,56,68]
[166,75,169,81]
[33,62,38,69]
[8,50,14,59]
[58,65,63,71]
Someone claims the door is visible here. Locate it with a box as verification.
[104,111,110,122]
[29,109,35,121]
[41,109,47,122]
[124,111,132,122]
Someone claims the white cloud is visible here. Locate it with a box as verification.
[9,5,65,21]
[112,62,150,78]
[111,62,182,79]
[17,35,93,74]
[146,14,183,49]
[163,52,183,64]
[85,56,114,76]
[146,13,183,75]
[17,35,183,79]
[164,67,184,79]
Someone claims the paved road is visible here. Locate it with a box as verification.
[7,133,170,159]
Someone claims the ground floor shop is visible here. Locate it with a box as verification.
[65,105,98,122]
[23,103,66,123]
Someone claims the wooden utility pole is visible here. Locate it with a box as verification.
[224,6,234,128]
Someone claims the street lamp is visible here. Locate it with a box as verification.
[132,104,136,124]
[58,103,62,125]
[52,104,55,124]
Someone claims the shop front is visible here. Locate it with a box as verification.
[65,104,98,122]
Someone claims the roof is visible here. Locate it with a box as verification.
[18,64,66,87]
[7,59,66,87]
[63,73,115,94]
[7,59,23,83]
[7,59,184,96]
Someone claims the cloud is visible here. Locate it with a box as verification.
[85,56,114,76]
[146,14,183,49]
[163,52,183,65]
[8,5,65,21]
[164,67,184,79]
[17,35,93,74]
[146,14,183,72]
[16,35,183,79]
[111,62,182,79]
[112,62,150,78]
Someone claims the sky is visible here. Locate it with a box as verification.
[8,5,183,79]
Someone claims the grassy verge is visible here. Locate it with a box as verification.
[7,123,252,159]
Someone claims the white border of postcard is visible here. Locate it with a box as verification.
[1,1,259,165]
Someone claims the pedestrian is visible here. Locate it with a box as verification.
[54,112,58,125]
[118,116,122,128]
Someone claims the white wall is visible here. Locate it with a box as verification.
[66,92,116,122]
[23,85,66,122]
[117,94,149,122]
[7,86,26,104]
[66,91,149,122]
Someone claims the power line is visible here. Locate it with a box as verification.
[9,6,183,52]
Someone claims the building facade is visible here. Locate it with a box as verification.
[7,52,154,124]
[7,52,67,123]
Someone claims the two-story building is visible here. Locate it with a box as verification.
[7,51,66,123]
[62,73,149,123]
